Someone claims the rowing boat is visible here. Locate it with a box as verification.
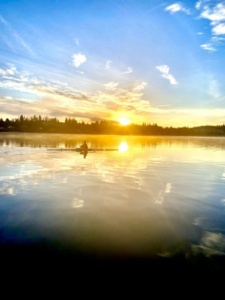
[47,148,118,152]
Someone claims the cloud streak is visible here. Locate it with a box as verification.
[0,15,35,56]
[165,3,190,14]
[156,65,178,85]
[0,64,152,123]
[105,60,112,70]
[124,67,133,74]
[200,43,216,51]
[104,81,119,91]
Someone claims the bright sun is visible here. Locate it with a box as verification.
[118,117,131,126]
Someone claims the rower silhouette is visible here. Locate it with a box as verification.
[80,141,88,158]
[80,141,88,151]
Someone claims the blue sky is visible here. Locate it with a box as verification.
[0,0,225,127]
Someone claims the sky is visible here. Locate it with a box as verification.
[0,0,225,127]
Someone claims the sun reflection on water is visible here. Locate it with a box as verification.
[1,134,225,261]
[118,141,128,152]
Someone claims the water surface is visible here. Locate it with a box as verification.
[1,133,225,271]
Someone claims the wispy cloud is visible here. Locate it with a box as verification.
[195,1,202,10]
[105,60,112,70]
[124,67,133,74]
[132,81,148,91]
[0,15,7,25]
[156,65,178,85]
[0,64,16,76]
[104,81,119,91]
[1,63,225,127]
[72,53,87,67]
[165,3,190,14]
[74,38,80,46]
[0,65,153,123]
[208,78,221,99]
[200,43,216,51]
[0,15,35,56]
[0,64,43,86]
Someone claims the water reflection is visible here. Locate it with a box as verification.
[119,141,128,152]
[0,133,225,269]
[1,133,225,150]
[72,198,84,208]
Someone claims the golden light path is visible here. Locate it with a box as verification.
[118,141,129,152]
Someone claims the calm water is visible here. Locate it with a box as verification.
[1,133,225,268]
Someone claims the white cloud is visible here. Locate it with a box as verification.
[72,53,87,68]
[200,43,216,51]
[212,23,225,35]
[3,64,225,127]
[104,81,119,91]
[156,65,178,85]
[124,67,133,74]
[198,3,225,50]
[196,1,202,10]
[165,3,190,14]
[156,64,169,74]
[132,81,148,91]
[200,3,225,23]
[0,64,16,76]
[212,35,225,42]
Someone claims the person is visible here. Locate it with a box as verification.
[80,141,88,151]
[80,141,88,159]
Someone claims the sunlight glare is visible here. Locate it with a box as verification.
[119,117,131,126]
[119,141,128,152]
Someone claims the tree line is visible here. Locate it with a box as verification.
[0,115,225,136]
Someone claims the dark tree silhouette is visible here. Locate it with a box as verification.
[0,115,225,136]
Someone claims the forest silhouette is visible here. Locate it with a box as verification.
[0,115,225,136]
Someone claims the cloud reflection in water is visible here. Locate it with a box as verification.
[1,134,225,264]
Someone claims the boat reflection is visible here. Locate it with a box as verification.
[81,150,88,159]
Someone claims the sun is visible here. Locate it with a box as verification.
[118,117,131,126]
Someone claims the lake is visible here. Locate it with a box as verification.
[1,133,225,278]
